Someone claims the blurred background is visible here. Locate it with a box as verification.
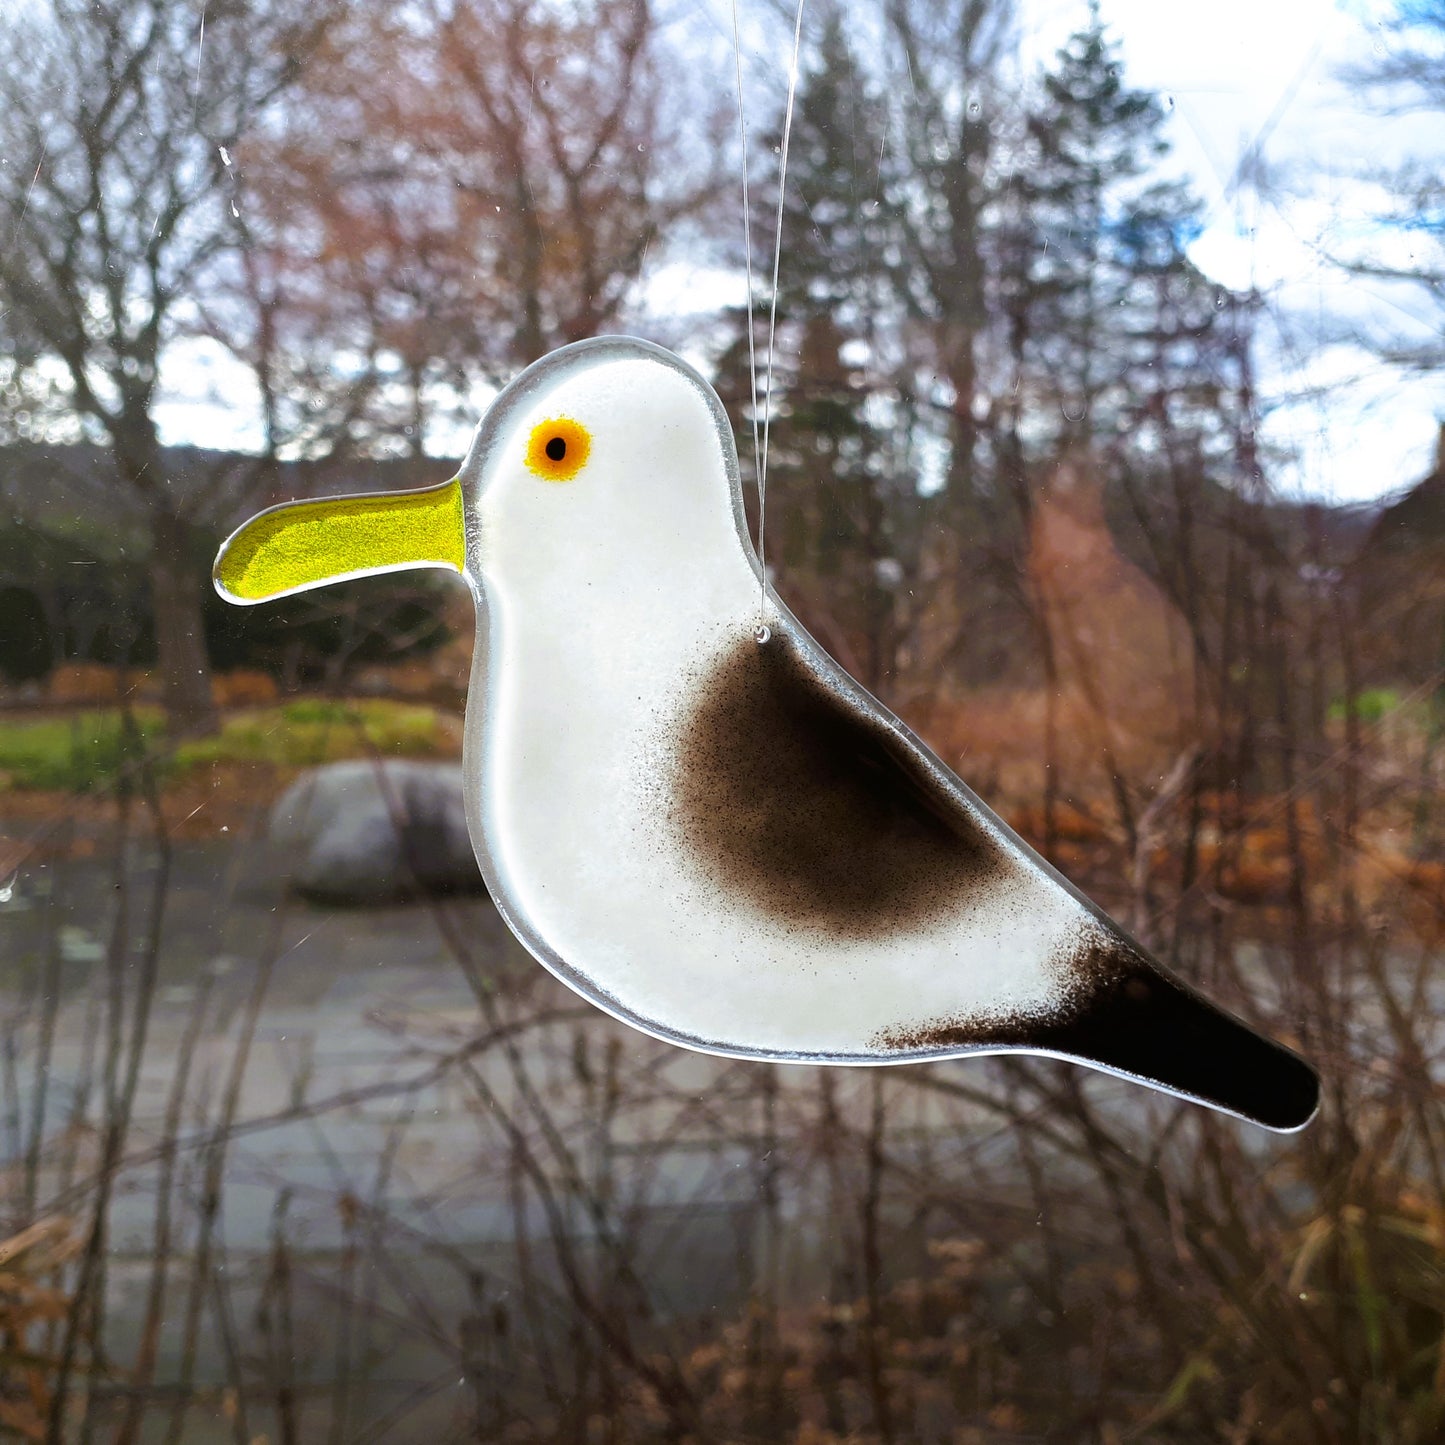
[1,0,1444,1439]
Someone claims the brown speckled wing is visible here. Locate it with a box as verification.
[672,628,1008,939]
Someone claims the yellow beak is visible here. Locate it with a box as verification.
[213,478,467,605]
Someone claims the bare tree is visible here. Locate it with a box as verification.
[0,0,339,734]
[211,0,724,468]
[1336,0,1445,370]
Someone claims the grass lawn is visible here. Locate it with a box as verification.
[0,698,460,793]
[0,708,166,791]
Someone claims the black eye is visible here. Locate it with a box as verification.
[545,436,567,462]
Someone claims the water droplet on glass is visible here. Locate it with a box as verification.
[1061,399,1087,423]
[967,100,981,117]
[754,624,771,645]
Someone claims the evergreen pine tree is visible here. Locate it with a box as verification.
[1009,2,1219,453]
[717,10,920,689]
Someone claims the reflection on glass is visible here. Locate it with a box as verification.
[0,0,1442,1437]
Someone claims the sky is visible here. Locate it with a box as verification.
[1035,0,1444,501]
[154,0,1445,505]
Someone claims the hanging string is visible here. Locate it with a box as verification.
[755,0,807,636]
[731,0,762,583]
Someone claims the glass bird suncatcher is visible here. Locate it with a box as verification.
[214,337,1320,1131]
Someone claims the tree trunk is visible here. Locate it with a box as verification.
[149,510,217,738]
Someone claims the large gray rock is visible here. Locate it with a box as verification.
[270,760,484,903]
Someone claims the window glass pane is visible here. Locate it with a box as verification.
[1,0,1441,1437]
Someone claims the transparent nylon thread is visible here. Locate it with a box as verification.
[731,0,763,624]
[758,0,808,627]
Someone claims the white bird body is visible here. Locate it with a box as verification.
[469,344,1085,1056]
[215,336,1320,1130]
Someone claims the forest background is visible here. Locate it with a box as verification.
[1,0,1445,1440]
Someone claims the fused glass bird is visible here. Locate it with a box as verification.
[215,337,1319,1131]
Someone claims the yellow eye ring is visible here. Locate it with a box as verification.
[525,416,591,482]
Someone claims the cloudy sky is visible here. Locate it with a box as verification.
[1033,0,1444,501]
[156,0,1443,504]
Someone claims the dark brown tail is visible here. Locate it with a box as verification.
[1025,951,1320,1131]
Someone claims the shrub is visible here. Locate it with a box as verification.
[172,698,457,771]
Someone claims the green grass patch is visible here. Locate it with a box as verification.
[0,699,456,792]
[1327,688,1407,724]
[173,699,455,771]
[0,708,165,791]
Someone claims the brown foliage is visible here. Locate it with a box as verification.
[224,0,722,459]
[209,670,280,710]
[0,1219,82,1441]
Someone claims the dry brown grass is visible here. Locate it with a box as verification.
[0,1218,82,1442]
